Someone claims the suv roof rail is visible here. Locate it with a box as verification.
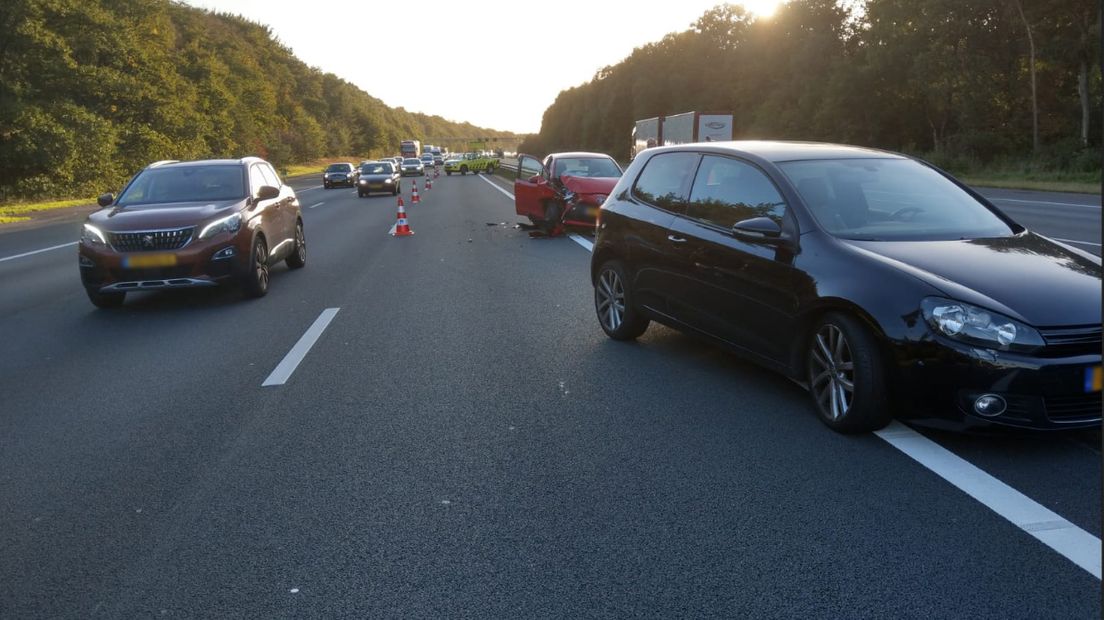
[148,160,179,168]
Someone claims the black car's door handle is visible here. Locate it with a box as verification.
[667,235,688,243]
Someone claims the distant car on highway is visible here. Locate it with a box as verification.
[400,157,425,176]
[420,154,435,169]
[591,141,1102,432]
[432,154,444,167]
[357,161,401,196]
[322,162,356,188]
[514,152,623,233]
[79,157,306,307]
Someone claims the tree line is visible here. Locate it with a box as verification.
[520,0,1100,175]
[0,0,514,201]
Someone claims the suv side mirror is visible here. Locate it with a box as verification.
[256,185,280,201]
[732,217,782,240]
[97,193,114,207]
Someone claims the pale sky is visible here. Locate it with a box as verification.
[180,0,782,134]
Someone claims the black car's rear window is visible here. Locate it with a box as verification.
[117,165,245,206]
[326,164,353,172]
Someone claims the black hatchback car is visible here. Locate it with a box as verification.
[591,141,1101,432]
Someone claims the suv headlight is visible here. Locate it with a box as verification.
[921,297,1044,352]
[81,223,107,246]
[198,212,242,240]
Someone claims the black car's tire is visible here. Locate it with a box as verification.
[594,259,649,341]
[87,289,125,308]
[286,221,306,270]
[806,312,891,433]
[242,236,270,298]
[357,190,364,197]
[446,171,452,176]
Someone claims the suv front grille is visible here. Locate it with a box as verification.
[109,228,194,252]
[1040,325,1102,357]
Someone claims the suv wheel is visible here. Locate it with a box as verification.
[87,289,125,309]
[286,221,306,270]
[807,313,891,433]
[243,236,270,298]
[594,259,649,340]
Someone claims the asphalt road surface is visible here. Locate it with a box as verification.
[0,174,1099,618]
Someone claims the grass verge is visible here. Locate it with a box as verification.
[959,176,1099,195]
[0,197,93,224]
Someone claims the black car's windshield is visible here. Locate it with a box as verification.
[326,164,352,172]
[117,165,245,205]
[554,157,623,179]
[360,163,393,174]
[780,158,1015,241]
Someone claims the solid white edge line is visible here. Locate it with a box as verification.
[875,421,1101,579]
[1052,237,1102,247]
[476,172,515,200]
[991,197,1100,209]
[568,234,594,251]
[307,202,325,209]
[0,241,78,263]
[566,214,1100,580]
[261,308,340,387]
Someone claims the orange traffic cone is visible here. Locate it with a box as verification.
[425,176,432,191]
[434,166,440,179]
[411,182,420,204]
[391,201,414,237]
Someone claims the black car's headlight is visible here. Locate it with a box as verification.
[359,178,368,184]
[921,297,1044,352]
[384,178,393,184]
[81,223,107,246]
[198,212,242,240]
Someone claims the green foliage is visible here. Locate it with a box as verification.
[521,0,1101,168]
[0,0,514,201]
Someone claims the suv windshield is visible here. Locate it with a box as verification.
[117,165,245,206]
[779,158,1015,241]
[360,163,393,174]
[326,164,352,172]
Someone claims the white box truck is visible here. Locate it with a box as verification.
[631,111,733,158]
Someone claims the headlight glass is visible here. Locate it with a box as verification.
[198,212,242,240]
[921,297,1043,352]
[384,178,393,184]
[81,223,106,246]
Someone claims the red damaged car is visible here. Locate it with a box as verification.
[514,152,623,233]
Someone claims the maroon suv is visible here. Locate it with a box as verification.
[78,157,306,308]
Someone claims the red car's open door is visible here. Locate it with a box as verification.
[513,154,554,222]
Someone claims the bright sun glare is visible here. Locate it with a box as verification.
[741,0,782,18]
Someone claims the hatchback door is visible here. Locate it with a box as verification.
[513,154,554,220]
[666,154,800,364]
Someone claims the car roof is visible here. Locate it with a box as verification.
[154,158,254,168]
[549,152,616,159]
[654,141,905,163]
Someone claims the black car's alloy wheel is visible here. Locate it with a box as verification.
[807,313,890,432]
[243,237,269,298]
[594,260,649,341]
[286,221,306,270]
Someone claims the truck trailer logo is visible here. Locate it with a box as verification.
[705,121,727,130]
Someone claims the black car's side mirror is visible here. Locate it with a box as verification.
[256,185,280,201]
[97,193,114,207]
[732,217,782,240]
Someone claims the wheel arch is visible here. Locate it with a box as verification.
[786,298,893,379]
